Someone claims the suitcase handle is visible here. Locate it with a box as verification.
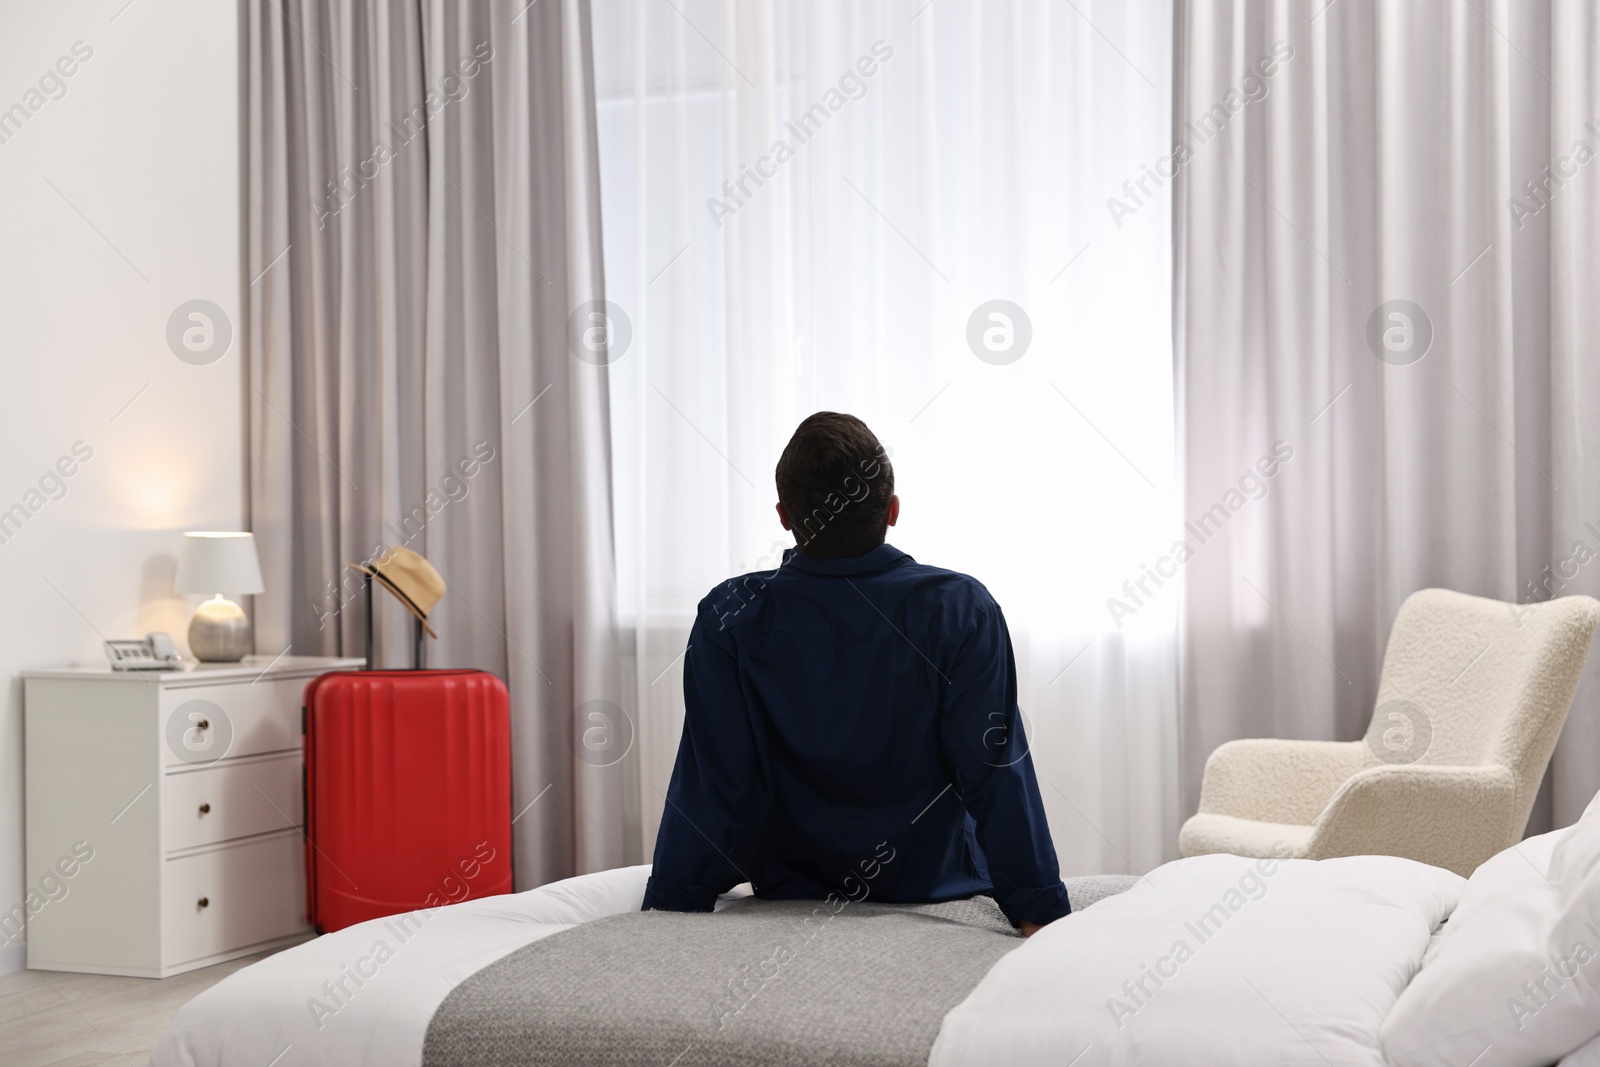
[361,571,426,670]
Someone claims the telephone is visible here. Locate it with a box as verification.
[104,633,183,671]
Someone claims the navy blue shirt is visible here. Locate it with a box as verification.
[641,543,1070,928]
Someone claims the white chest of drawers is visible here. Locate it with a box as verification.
[21,655,362,977]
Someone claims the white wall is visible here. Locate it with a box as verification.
[0,0,244,974]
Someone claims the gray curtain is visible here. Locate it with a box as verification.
[247,0,637,889]
[1175,0,1600,835]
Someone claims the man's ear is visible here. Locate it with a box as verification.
[886,494,899,527]
[776,501,793,531]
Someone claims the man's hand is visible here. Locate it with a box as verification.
[1019,921,1044,938]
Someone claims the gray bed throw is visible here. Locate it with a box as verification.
[422,876,1138,1067]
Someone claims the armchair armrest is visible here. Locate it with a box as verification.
[1196,738,1373,825]
[1306,763,1518,876]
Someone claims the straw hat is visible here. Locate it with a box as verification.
[353,546,444,638]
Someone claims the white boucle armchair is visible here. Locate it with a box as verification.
[1179,588,1600,877]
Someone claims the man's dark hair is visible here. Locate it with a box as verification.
[775,412,894,559]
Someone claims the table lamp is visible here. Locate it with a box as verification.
[173,532,265,662]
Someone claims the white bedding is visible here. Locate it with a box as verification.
[152,865,654,1067]
[931,853,1463,1067]
[156,855,1468,1067]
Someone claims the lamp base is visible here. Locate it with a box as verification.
[189,596,252,662]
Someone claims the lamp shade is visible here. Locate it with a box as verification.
[173,532,265,595]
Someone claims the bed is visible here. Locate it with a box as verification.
[137,844,1587,1067]
[149,836,1600,1067]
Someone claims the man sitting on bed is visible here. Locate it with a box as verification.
[642,411,1071,936]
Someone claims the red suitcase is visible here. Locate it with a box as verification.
[302,607,512,932]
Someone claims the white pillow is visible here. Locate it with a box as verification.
[1383,805,1600,1067]
[1562,1030,1600,1067]
[1555,794,1600,1067]
[1552,800,1600,916]
[1414,829,1566,969]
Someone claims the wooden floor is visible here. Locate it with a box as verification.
[0,951,277,1067]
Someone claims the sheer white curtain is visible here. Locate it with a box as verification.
[591,0,1178,876]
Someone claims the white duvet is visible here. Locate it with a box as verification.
[153,865,655,1067]
[932,853,1462,1067]
[156,854,1469,1067]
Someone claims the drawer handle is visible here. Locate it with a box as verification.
[197,897,210,909]
[198,802,211,815]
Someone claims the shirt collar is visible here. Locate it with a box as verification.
[781,542,911,577]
